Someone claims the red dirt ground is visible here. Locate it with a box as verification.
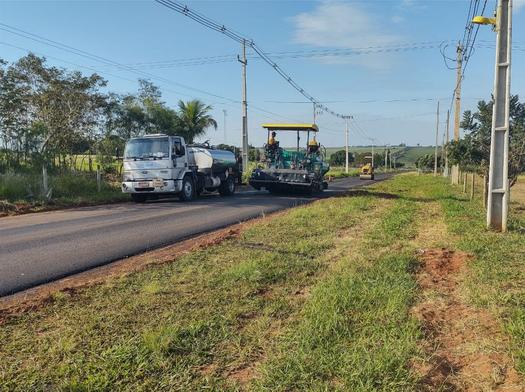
[412,248,523,391]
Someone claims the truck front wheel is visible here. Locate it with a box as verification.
[179,176,195,201]
[131,194,148,203]
[219,175,236,196]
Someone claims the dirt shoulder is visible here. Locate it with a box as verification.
[411,203,523,391]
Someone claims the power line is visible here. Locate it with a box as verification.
[96,40,454,70]
[445,0,489,113]
[0,22,240,104]
[0,26,327,143]
[154,0,351,119]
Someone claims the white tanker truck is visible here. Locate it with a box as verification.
[121,134,239,202]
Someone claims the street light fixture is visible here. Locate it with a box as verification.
[472,15,496,26]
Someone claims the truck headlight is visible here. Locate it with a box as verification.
[123,171,133,181]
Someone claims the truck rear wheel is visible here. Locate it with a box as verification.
[179,176,195,201]
[219,175,235,196]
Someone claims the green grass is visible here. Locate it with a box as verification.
[256,199,420,391]
[325,166,360,178]
[0,172,128,209]
[0,193,382,390]
[2,174,524,390]
[439,182,525,373]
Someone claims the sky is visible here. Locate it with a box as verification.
[0,0,524,148]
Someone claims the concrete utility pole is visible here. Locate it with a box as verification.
[384,145,388,172]
[371,143,375,168]
[344,116,350,174]
[452,43,463,184]
[223,109,227,144]
[444,109,450,177]
[434,101,440,176]
[485,0,513,232]
[238,39,249,174]
[313,103,317,124]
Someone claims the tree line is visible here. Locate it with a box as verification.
[0,54,218,173]
[415,96,525,186]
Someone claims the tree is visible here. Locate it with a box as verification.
[415,154,441,170]
[354,152,383,168]
[177,100,217,143]
[248,145,261,161]
[329,150,354,166]
[0,54,108,169]
[449,95,525,186]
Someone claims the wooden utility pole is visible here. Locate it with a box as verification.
[452,43,463,184]
[470,173,475,201]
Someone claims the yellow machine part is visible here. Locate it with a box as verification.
[359,163,374,180]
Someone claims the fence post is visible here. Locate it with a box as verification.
[42,164,48,199]
[463,172,467,193]
[96,164,101,193]
[483,176,488,208]
[470,173,475,201]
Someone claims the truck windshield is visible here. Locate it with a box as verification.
[124,137,169,159]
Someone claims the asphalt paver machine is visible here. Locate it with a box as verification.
[249,123,330,194]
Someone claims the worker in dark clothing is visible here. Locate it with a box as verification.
[268,131,278,147]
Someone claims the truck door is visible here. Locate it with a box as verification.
[171,137,187,180]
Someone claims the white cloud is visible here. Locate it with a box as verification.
[292,1,401,48]
[290,1,403,69]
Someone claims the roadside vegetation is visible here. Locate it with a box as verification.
[325,166,360,178]
[0,171,127,215]
[2,174,524,390]
[0,54,223,212]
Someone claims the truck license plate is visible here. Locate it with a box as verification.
[152,179,164,188]
[138,181,150,188]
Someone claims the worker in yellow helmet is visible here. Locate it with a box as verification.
[308,137,319,154]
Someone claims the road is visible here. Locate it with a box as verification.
[0,175,388,296]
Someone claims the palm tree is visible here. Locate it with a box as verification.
[177,100,217,143]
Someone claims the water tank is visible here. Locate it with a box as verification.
[187,147,236,174]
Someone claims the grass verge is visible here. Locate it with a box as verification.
[1,191,388,390]
[0,172,128,216]
[2,174,524,390]
[256,198,420,391]
[440,179,525,374]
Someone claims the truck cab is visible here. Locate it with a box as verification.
[122,134,237,202]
